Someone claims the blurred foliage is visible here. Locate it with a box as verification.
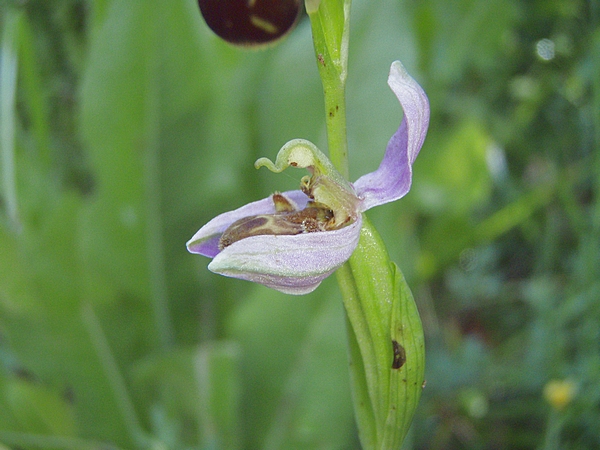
[0,0,598,449]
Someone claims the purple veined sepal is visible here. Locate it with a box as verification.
[186,60,430,295]
[353,60,430,212]
[186,190,311,258]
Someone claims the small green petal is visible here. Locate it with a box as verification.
[255,139,337,179]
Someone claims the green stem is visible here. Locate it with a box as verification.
[308,4,425,449]
[307,2,361,422]
[322,75,349,179]
[308,0,352,179]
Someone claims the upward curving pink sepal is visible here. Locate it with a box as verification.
[353,61,430,211]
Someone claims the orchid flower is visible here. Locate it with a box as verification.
[186,60,429,294]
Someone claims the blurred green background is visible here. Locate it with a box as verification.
[0,0,599,449]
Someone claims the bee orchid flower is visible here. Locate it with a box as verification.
[186,61,429,294]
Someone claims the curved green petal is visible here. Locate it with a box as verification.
[255,138,359,226]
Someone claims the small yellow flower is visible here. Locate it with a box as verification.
[543,379,577,410]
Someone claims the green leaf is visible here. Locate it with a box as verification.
[78,0,266,347]
[0,191,137,446]
[226,281,355,449]
[337,216,425,449]
[383,263,425,446]
[196,342,242,450]
[0,377,76,436]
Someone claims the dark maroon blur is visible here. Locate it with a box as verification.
[198,0,303,46]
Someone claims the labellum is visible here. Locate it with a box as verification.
[219,193,336,249]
